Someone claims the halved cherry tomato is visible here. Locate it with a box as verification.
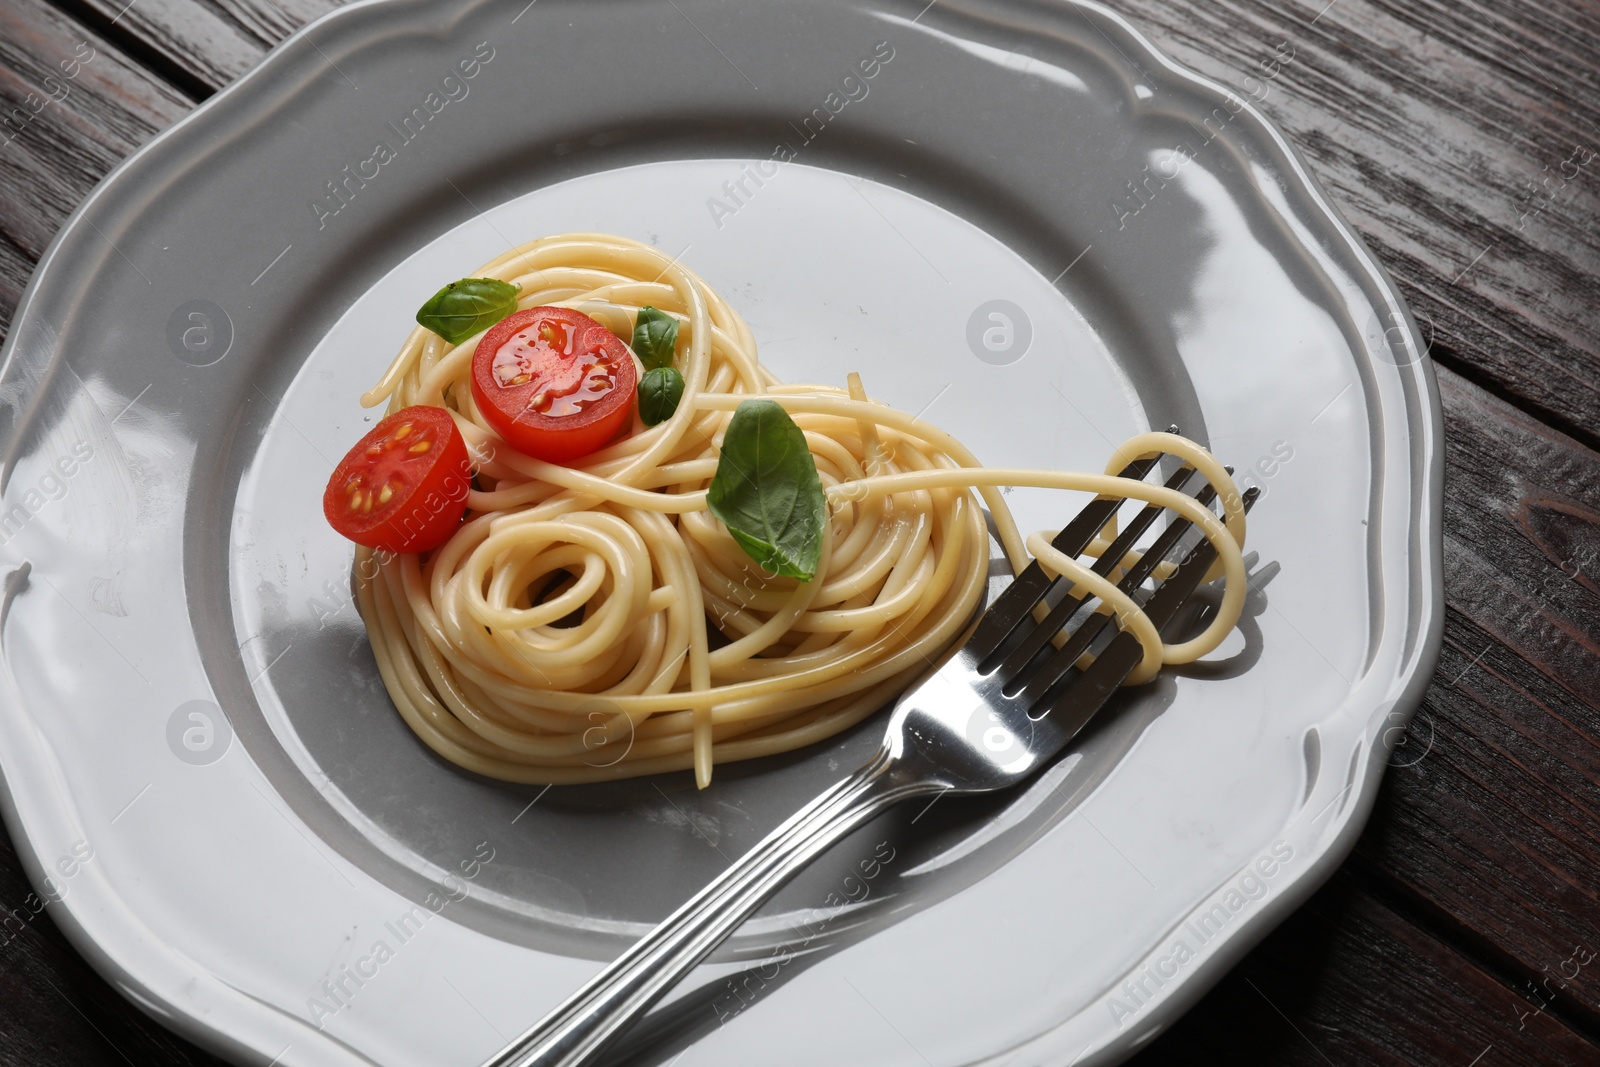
[324,405,471,553]
[470,306,637,463]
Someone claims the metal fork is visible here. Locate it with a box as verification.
[486,435,1259,1067]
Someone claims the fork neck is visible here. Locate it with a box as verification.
[828,746,955,831]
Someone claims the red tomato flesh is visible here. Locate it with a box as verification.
[471,306,637,463]
[324,406,471,553]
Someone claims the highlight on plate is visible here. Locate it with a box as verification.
[321,233,1250,788]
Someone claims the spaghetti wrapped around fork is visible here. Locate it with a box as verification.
[351,233,1250,787]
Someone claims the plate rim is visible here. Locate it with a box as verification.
[0,0,1446,1064]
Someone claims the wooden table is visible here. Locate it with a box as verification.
[2,0,1597,1063]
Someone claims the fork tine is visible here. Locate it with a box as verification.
[1031,487,1260,739]
[967,448,1167,664]
[988,464,1200,678]
[1009,477,1223,704]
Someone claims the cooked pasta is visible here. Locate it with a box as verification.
[352,233,1248,787]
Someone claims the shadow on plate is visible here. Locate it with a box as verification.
[244,523,1278,971]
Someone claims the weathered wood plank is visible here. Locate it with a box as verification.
[0,235,37,334]
[1134,869,1600,1065]
[71,0,274,92]
[1101,0,1600,444]
[69,0,345,93]
[0,0,188,327]
[1,0,1599,1063]
[1350,364,1600,1036]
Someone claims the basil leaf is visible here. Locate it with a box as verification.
[631,305,679,371]
[638,366,685,427]
[707,399,825,581]
[415,278,520,344]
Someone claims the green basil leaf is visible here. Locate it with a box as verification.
[707,399,825,581]
[637,366,685,427]
[631,305,679,371]
[415,277,520,344]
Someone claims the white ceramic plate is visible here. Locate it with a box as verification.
[0,1,1442,1064]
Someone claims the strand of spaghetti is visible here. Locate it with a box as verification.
[444,450,1239,672]
[822,465,1245,667]
[452,420,712,511]
[351,232,1251,787]
[381,462,1233,704]
[399,549,981,714]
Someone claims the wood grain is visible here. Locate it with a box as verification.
[1,0,1598,1064]
[64,0,342,94]
[1350,366,1600,1039]
[70,0,270,91]
[1134,869,1600,1066]
[0,0,187,321]
[1104,0,1600,448]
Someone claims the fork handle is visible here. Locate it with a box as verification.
[483,755,937,1067]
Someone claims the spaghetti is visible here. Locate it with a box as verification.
[354,233,1249,787]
